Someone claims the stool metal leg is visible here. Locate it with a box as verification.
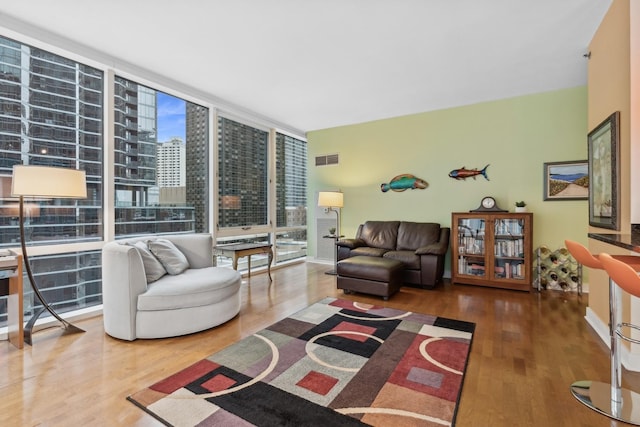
[570,278,640,425]
[611,278,622,406]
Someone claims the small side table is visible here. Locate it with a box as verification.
[214,243,273,281]
[0,252,23,349]
[323,235,343,275]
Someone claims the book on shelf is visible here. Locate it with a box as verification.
[494,239,524,257]
[458,256,486,276]
[495,219,525,236]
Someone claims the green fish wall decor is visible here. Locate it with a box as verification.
[381,174,428,192]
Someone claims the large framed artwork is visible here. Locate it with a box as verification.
[588,111,620,230]
[543,160,588,201]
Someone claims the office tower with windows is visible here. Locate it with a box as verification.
[217,117,269,228]
[113,78,197,236]
[157,138,186,187]
[276,133,307,228]
[113,78,160,236]
[185,103,209,233]
[0,35,104,325]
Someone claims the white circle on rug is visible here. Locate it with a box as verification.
[305,331,383,372]
[419,337,463,375]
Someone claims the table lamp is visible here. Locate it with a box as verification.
[11,165,87,345]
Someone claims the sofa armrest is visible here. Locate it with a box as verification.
[336,238,365,249]
[102,242,149,341]
[415,228,450,256]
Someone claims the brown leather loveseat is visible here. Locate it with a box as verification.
[336,221,450,289]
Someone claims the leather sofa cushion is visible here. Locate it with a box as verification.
[383,250,420,269]
[396,222,441,251]
[359,221,400,250]
[138,267,240,311]
[351,247,389,257]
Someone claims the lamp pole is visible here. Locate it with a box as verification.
[318,191,344,275]
[326,206,341,275]
[19,196,84,345]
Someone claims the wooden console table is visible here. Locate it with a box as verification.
[214,243,273,281]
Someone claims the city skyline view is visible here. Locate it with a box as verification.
[0,35,307,329]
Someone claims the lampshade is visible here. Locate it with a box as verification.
[11,165,87,199]
[318,191,343,208]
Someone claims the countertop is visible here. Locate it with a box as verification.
[589,231,640,253]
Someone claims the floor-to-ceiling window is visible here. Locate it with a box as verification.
[217,116,268,229]
[214,119,308,269]
[215,116,270,269]
[113,77,209,238]
[0,35,103,326]
[0,31,307,330]
[275,132,307,262]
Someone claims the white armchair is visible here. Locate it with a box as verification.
[101,233,241,341]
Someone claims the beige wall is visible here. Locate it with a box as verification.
[631,0,640,221]
[307,87,589,277]
[587,0,635,333]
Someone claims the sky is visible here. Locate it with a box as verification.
[157,92,186,143]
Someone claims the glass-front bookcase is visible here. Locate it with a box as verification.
[452,212,532,291]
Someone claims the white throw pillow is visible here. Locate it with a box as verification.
[129,241,167,283]
[147,239,190,275]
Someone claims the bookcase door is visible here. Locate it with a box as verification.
[493,217,527,281]
[456,216,487,280]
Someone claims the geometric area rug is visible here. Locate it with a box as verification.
[127,297,475,426]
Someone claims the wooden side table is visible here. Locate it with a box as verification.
[214,243,273,281]
[1,253,23,349]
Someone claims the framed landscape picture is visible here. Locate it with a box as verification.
[543,160,588,201]
[588,111,620,230]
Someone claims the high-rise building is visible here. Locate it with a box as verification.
[113,78,196,237]
[113,78,157,208]
[0,36,103,241]
[0,35,104,324]
[157,137,186,187]
[276,133,307,227]
[217,117,269,228]
[185,103,209,233]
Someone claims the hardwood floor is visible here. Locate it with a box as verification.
[0,261,636,426]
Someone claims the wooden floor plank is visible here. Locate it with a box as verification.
[0,261,635,426]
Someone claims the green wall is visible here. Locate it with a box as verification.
[307,86,589,273]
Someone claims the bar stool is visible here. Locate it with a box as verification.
[565,240,640,425]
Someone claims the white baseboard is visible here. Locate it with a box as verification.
[306,257,333,265]
[585,307,640,372]
[585,306,610,347]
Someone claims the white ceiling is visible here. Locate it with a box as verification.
[0,0,611,134]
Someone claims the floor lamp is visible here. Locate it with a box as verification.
[318,191,343,275]
[11,165,87,345]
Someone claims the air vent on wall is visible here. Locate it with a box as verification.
[315,153,339,166]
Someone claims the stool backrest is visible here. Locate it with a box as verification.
[565,239,602,270]
[600,253,640,298]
